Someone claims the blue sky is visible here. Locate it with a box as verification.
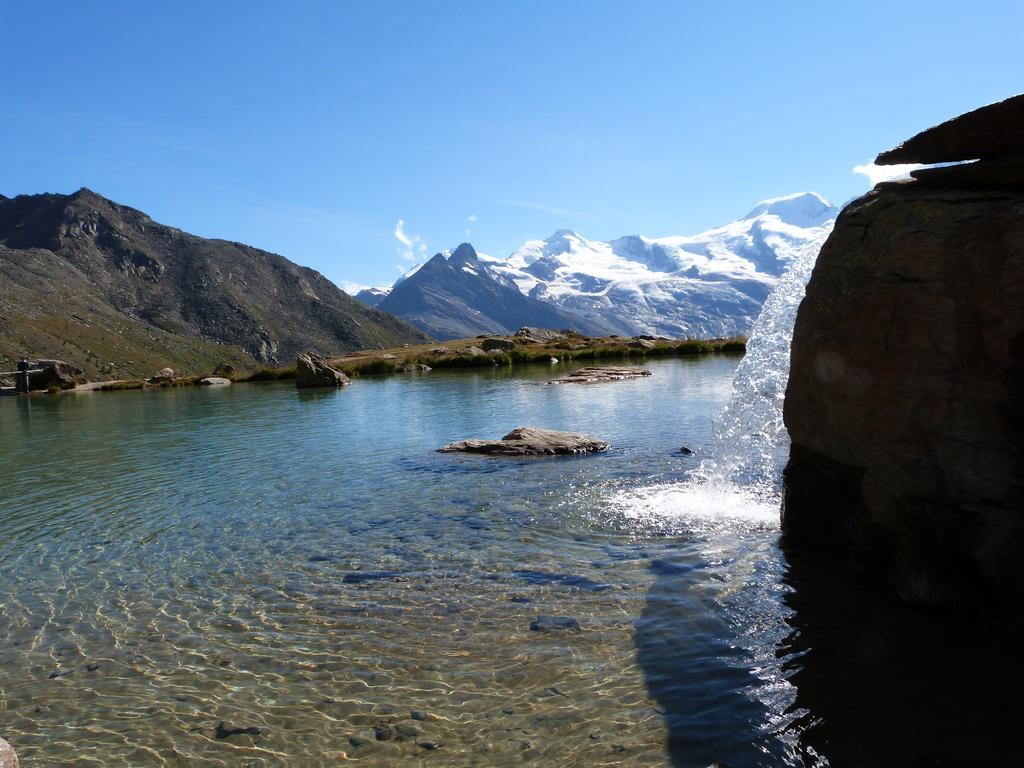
[2,1,1021,290]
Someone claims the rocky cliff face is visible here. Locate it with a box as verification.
[0,189,430,377]
[782,95,1024,607]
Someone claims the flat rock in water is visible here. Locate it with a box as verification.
[530,615,581,632]
[438,427,610,456]
[548,366,651,384]
[197,376,231,386]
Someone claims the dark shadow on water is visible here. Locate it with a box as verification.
[636,547,783,768]
[637,541,1024,768]
[776,546,1024,768]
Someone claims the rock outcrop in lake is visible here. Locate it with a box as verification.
[296,353,350,388]
[782,94,1024,607]
[548,366,652,384]
[439,427,610,456]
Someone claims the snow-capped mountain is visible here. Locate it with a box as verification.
[356,192,838,339]
[374,243,586,340]
[354,286,389,307]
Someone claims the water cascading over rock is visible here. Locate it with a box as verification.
[613,229,832,528]
[782,94,1024,607]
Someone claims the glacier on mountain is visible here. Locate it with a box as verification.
[357,192,838,339]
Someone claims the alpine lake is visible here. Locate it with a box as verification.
[3,356,1008,767]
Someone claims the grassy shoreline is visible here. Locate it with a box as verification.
[242,335,746,381]
[62,334,746,392]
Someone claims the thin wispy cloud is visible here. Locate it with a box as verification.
[852,161,923,186]
[467,213,477,223]
[394,219,426,261]
[501,200,571,217]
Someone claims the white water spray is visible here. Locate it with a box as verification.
[612,227,832,529]
[696,230,830,495]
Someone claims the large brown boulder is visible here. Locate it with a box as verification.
[481,337,515,351]
[782,158,1024,605]
[295,353,350,388]
[148,367,175,384]
[27,359,87,390]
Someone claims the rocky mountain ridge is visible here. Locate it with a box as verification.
[0,189,430,377]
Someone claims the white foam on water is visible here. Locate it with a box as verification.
[611,480,780,535]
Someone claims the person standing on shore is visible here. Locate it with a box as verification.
[15,357,30,393]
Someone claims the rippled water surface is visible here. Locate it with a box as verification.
[0,357,807,767]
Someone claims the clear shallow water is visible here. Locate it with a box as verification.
[0,357,804,767]
[5,358,1018,768]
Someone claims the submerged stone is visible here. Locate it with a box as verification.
[530,615,581,632]
[215,722,262,739]
[342,571,402,584]
[513,569,612,591]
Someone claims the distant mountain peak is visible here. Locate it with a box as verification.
[742,192,836,227]
[448,242,479,265]
[69,186,103,201]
